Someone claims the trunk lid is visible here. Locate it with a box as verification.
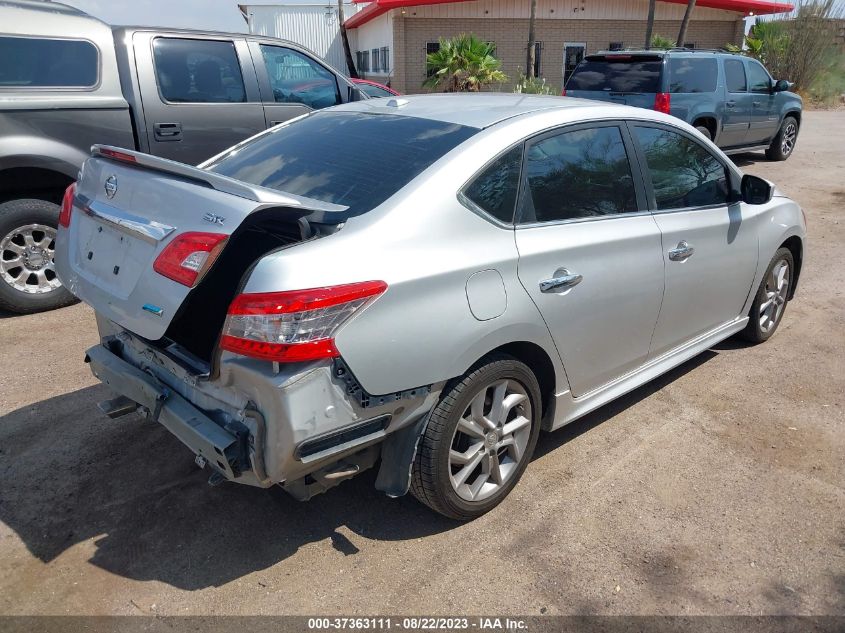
[56,145,346,341]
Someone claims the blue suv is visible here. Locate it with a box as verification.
[564,49,803,160]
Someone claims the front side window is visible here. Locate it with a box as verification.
[463,145,523,224]
[520,126,637,223]
[724,59,747,93]
[633,126,729,211]
[0,36,98,88]
[153,38,245,103]
[747,60,772,93]
[260,45,340,109]
[667,57,717,93]
[208,112,477,216]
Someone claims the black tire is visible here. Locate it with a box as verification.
[0,198,78,314]
[411,353,542,521]
[695,125,713,141]
[765,116,799,161]
[741,247,794,344]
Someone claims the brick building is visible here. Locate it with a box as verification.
[345,0,793,93]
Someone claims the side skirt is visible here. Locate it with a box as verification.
[547,317,748,431]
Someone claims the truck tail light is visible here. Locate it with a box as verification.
[153,232,228,287]
[59,182,76,228]
[654,92,671,114]
[561,89,567,96]
[220,281,388,363]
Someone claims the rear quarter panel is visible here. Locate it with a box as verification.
[242,117,572,398]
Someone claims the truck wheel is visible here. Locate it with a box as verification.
[765,116,798,161]
[695,125,712,141]
[0,198,78,314]
[411,354,542,520]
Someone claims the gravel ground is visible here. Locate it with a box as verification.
[0,111,842,616]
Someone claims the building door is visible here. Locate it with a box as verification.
[563,43,586,85]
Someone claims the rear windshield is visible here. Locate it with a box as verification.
[566,57,662,93]
[0,36,98,88]
[208,111,478,215]
[667,57,718,93]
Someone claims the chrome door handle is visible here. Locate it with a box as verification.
[725,101,736,108]
[539,268,583,293]
[668,240,695,261]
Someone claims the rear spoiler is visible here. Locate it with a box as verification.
[90,145,349,216]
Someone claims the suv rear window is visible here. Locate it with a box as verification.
[667,57,717,93]
[208,112,478,215]
[0,36,98,88]
[566,56,662,93]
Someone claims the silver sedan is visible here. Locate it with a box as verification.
[56,94,805,520]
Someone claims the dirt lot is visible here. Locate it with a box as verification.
[0,111,843,617]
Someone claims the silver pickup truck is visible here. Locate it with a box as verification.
[0,0,363,314]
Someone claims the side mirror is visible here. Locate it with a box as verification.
[348,86,367,101]
[741,174,774,205]
[773,79,791,93]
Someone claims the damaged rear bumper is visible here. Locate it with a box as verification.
[85,343,248,482]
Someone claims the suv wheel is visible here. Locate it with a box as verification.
[765,116,798,161]
[0,198,78,314]
[411,354,542,520]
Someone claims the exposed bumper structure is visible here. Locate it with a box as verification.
[86,343,246,481]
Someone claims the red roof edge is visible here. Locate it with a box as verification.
[345,0,793,28]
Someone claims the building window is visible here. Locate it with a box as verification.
[609,41,624,51]
[381,46,390,72]
[361,50,370,72]
[426,42,440,77]
[372,48,380,72]
[684,42,696,49]
[356,51,362,71]
[532,41,542,76]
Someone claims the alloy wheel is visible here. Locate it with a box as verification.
[0,223,61,295]
[760,258,790,333]
[448,378,533,502]
[781,121,797,156]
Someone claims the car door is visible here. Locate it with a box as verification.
[250,41,343,127]
[514,122,665,397]
[133,33,266,164]
[629,123,758,359]
[745,58,780,145]
[720,57,753,148]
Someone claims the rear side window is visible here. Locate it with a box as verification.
[260,44,340,110]
[208,112,477,216]
[633,126,729,210]
[724,59,747,93]
[0,36,97,88]
[667,57,717,93]
[566,57,662,93]
[463,146,523,224]
[520,126,637,223]
[153,38,246,103]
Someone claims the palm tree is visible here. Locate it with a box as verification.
[526,0,538,78]
[424,34,508,92]
[644,0,657,48]
[337,0,358,79]
[676,0,697,48]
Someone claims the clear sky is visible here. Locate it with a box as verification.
[58,0,293,32]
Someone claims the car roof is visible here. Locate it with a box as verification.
[329,93,616,129]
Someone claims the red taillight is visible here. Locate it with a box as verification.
[153,232,228,287]
[220,281,388,363]
[654,92,671,114]
[98,147,137,163]
[561,89,567,96]
[59,182,76,228]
